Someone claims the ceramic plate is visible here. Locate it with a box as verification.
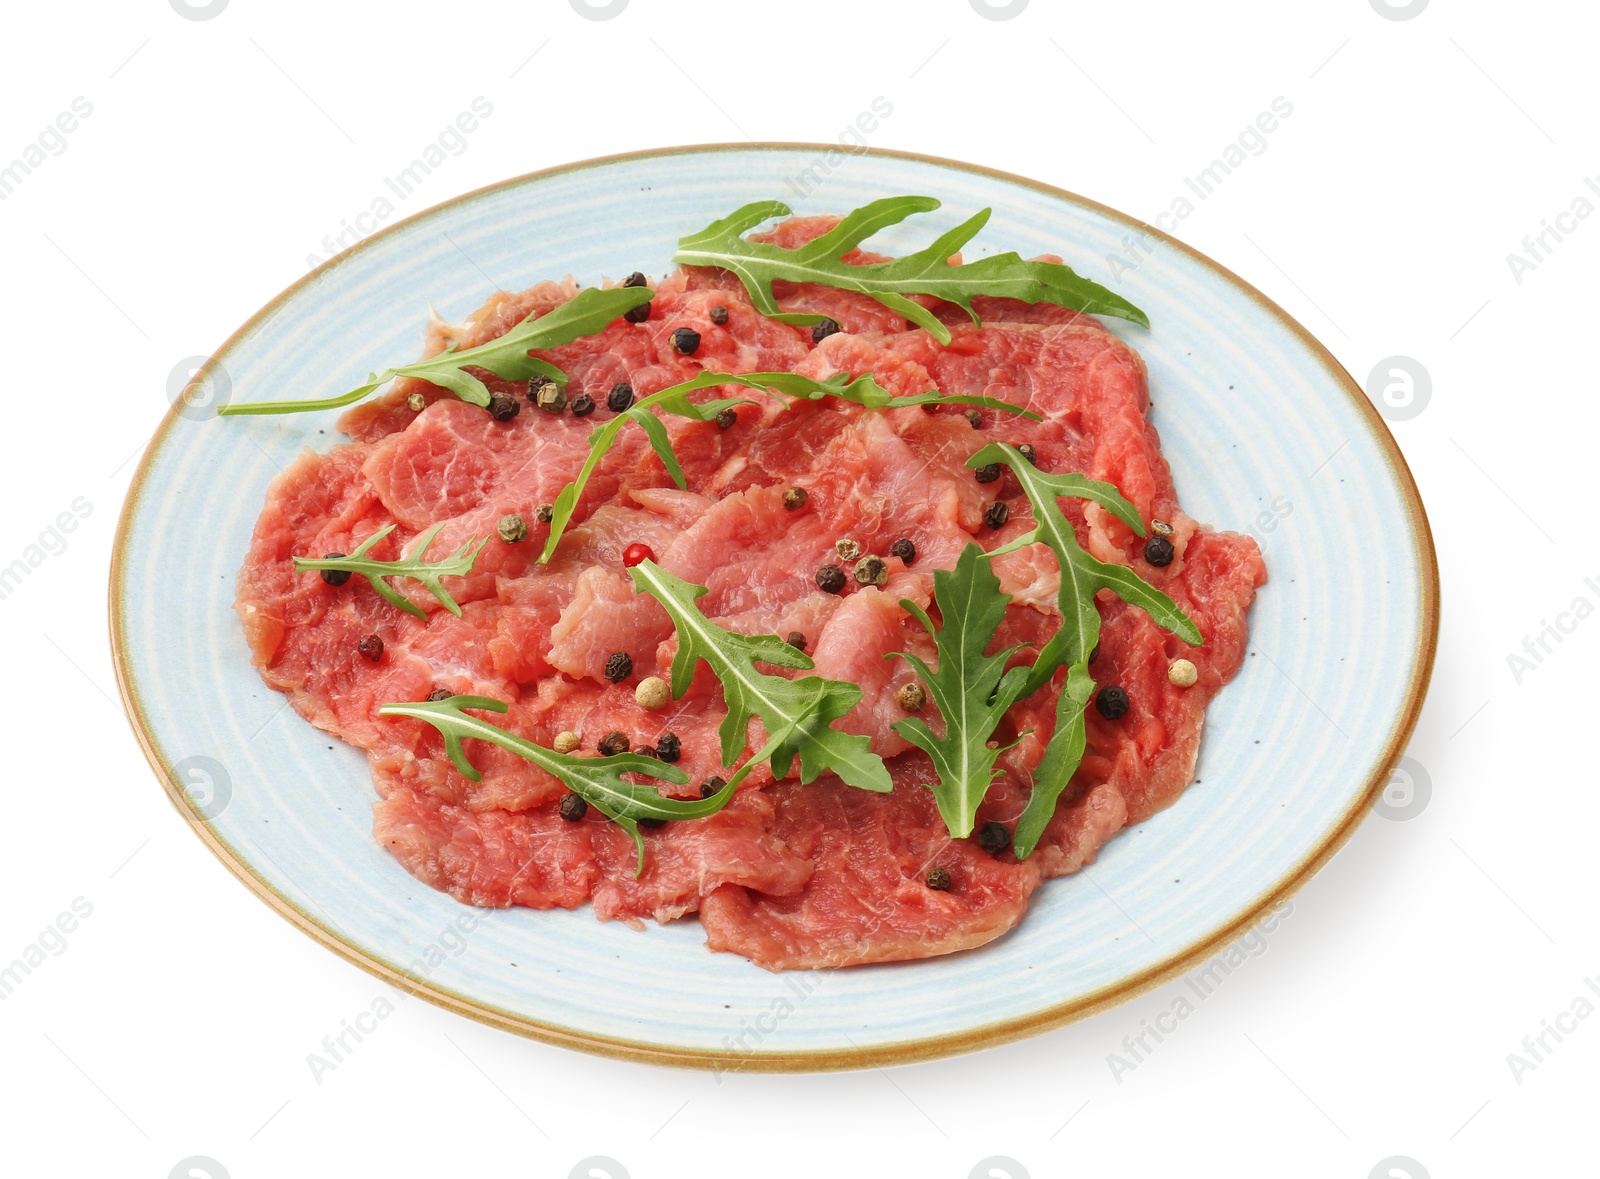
[111,145,1437,1070]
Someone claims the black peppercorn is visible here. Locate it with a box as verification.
[1144,535,1176,567]
[603,651,633,682]
[715,407,737,429]
[699,776,727,799]
[925,866,952,891]
[921,402,939,414]
[889,538,916,565]
[984,501,1009,530]
[786,631,807,652]
[623,301,652,324]
[639,816,667,829]
[597,731,630,756]
[571,392,596,417]
[974,462,1001,484]
[558,793,587,822]
[670,327,701,355]
[1016,443,1037,465]
[1089,642,1101,664]
[488,392,520,421]
[976,821,1011,855]
[816,564,846,594]
[320,555,351,586]
[1095,685,1130,720]
[425,688,453,702]
[709,305,729,326]
[534,503,554,524]
[608,382,635,412]
[622,271,648,288]
[357,634,384,662]
[655,731,681,763]
[964,409,984,429]
[811,317,841,344]
[783,487,808,511]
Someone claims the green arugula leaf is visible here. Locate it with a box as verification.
[377,695,736,876]
[674,196,1148,346]
[888,543,1034,838]
[970,442,1201,695]
[627,560,892,794]
[1011,661,1095,860]
[539,370,1035,562]
[293,522,486,619]
[219,285,652,416]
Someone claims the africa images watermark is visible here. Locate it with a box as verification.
[0,497,94,603]
[1106,898,1294,1082]
[782,97,895,201]
[1505,172,1600,285]
[0,896,94,1002]
[1504,974,1600,1085]
[1503,573,1600,684]
[0,97,94,203]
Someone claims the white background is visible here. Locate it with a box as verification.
[0,1,1592,1176]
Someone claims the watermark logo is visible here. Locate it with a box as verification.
[1506,176,1599,285]
[1369,1157,1429,1179]
[0,97,94,204]
[569,0,628,19]
[170,755,232,821]
[783,97,895,201]
[0,896,94,1002]
[1506,576,1600,684]
[0,497,94,604]
[1372,756,1431,821]
[1368,0,1428,20]
[170,1158,229,1179]
[569,1157,629,1179]
[168,356,232,421]
[169,0,229,20]
[970,1157,1030,1179]
[1506,976,1600,1085]
[969,0,1028,18]
[1364,356,1430,421]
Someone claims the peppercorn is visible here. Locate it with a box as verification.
[974,462,1001,484]
[406,391,426,412]
[622,271,648,288]
[535,503,554,524]
[655,731,681,762]
[715,407,737,429]
[925,866,952,891]
[700,776,727,799]
[633,743,659,759]
[488,393,520,421]
[786,631,807,652]
[558,793,587,822]
[1016,443,1037,465]
[783,487,808,511]
[1168,659,1198,688]
[623,542,655,568]
[976,821,1011,855]
[426,689,453,702]
[921,402,938,414]
[604,652,633,682]
[623,301,652,324]
[811,317,841,344]
[597,731,630,756]
[639,816,667,829]
[357,634,384,662]
[497,513,528,544]
[897,682,926,712]
[532,380,567,414]
[854,555,889,587]
[319,554,351,587]
[608,382,635,412]
[816,564,846,594]
[984,501,1010,530]
[709,305,729,326]
[964,409,984,429]
[836,538,861,562]
[552,730,581,753]
[571,392,596,417]
[670,327,701,355]
[889,538,916,565]
[1143,535,1175,567]
[1095,685,1130,720]
[1150,518,1174,537]
[635,676,670,711]
[1089,642,1101,664]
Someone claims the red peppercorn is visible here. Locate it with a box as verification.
[623,543,655,568]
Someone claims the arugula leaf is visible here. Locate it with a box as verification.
[674,196,1148,346]
[970,442,1201,695]
[377,695,736,876]
[888,543,1034,838]
[218,286,651,416]
[1011,661,1095,860]
[539,370,1035,562]
[627,560,892,794]
[294,522,486,619]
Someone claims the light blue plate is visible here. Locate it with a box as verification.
[111,145,1437,1070]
